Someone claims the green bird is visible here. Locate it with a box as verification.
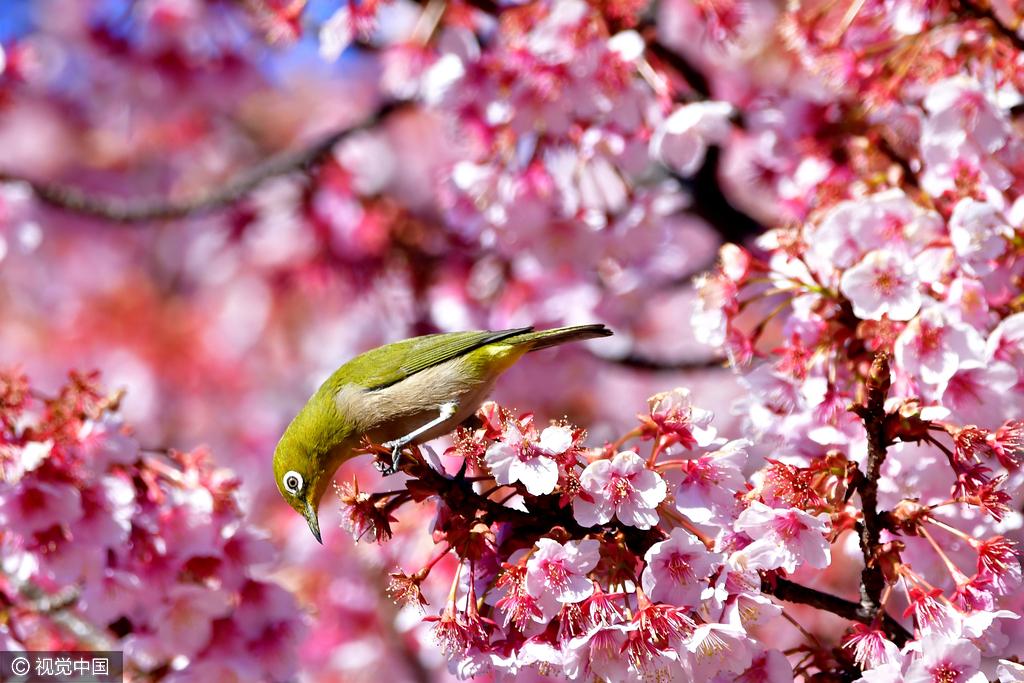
[273,324,613,543]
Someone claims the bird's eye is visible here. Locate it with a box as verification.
[283,470,303,495]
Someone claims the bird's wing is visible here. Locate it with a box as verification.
[330,327,534,392]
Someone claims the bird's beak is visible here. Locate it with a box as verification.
[304,501,322,544]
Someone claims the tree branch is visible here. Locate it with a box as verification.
[672,147,766,245]
[643,32,712,99]
[0,100,409,224]
[763,575,911,646]
[956,0,1024,53]
[850,353,892,621]
[3,572,115,650]
[600,352,727,372]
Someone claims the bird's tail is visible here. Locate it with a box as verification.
[513,324,613,352]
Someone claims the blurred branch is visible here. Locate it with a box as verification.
[356,556,434,683]
[674,147,766,245]
[0,100,409,224]
[601,352,727,372]
[4,572,115,650]
[642,30,712,99]
[956,0,1024,52]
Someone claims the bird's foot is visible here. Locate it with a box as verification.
[377,440,405,476]
[374,403,459,476]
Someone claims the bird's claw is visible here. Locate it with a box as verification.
[377,440,404,476]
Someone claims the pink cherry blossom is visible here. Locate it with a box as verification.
[0,480,83,536]
[840,249,922,321]
[948,198,1009,276]
[574,451,667,529]
[525,538,600,604]
[735,649,794,683]
[651,101,735,176]
[0,439,51,484]
[942,360,1018,428]
[905,636,987,683]
[148,585,234,659]
[484,421,564,496]
[641,528,721,607]
[734,501,832,572]
[643,388,718,448]
[686,622,753,679]
[997,660,1024,682]
[844,624,901,670]
[665,438,748,524]
[894,307,984,388]
[563,624,636,682]
[7,0,1024,679]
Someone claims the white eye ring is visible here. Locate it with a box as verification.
[283,470,303,495]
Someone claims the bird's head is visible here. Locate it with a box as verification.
[273,432,327,544]
[273,396,356,544]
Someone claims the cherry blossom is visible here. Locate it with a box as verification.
[844,624,901,670]
[641,528,721,606]
[651,101,736,176]
[0,372,304,681]
[734,501,832,573]
[686,622,754,678]
[904,636,987,683]
[5,0,1024,679]
[484,421,570,496]
[948,199,1009,276]
[665,438,747,525]
[840,250,922,322]
[574,450,667,529]
[641,388,719,449]
[525,538,599,603]
[894,307,984,389]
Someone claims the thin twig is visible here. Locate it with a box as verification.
[0,100,409,224]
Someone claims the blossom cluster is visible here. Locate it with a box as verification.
[342,392,798,680]
[313,0,726,333]
[685,10,1024,678]
[0,370,305,682]
[343,380,1024,680]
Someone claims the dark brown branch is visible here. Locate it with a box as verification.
[875,134,921,190]
[956,0,1024,53]
[672,147,766,245]
[763,576,911,646]
[0,100,409,224]
[643,34,712,99]
[850,353,893,621]
[601,352,727,372]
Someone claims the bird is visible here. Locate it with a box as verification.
[272,324,613,543]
